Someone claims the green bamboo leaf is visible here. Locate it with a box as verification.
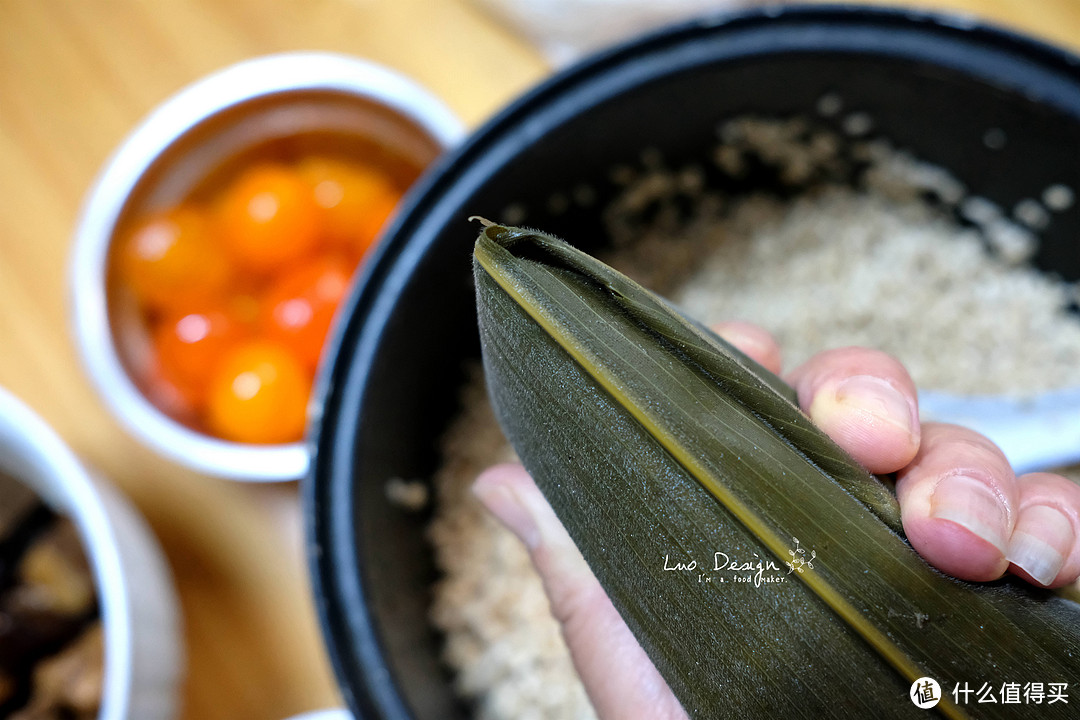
[473,222,1080,719]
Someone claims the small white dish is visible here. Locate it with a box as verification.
[70,52,464,481]
[0,386,182,720]
[282,710,353,720]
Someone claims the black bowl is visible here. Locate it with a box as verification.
[305,6,1080,719]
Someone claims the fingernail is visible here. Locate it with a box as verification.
[1007,505,1074,586]
[833,375,916,437]
[472,474,541,549]
[929,475,1008,554]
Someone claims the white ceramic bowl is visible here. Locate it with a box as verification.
[71,52,464,481]
[0,387,181,720]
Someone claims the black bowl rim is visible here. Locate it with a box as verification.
[304,4,1080,719]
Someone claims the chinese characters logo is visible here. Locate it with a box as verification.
[909,677,1069,710]
[911,677,942,709]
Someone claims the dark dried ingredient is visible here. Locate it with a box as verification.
[0,472,101,719]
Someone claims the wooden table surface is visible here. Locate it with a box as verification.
[1,1,1078,718]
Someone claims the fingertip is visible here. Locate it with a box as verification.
[901,475,1010,582]
[472,471,687,720]
[789,348,919,474]
[472,463,586,570]
[904,514,1009,581]
[896,425,1017,582]
[472,463,542,549]
[1007,473,1080,588]
[710,321,782,374]
[806,373,919,473]
[473,461,532,494]
[1007,505,1073,587]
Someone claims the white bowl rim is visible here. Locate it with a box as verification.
[0,387,146,719]
[280,710,353,720]
[70,52,465,482]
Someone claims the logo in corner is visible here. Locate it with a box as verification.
[785,537,816,574]
[910,677,941,709]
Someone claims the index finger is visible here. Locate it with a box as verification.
[787,347,921,474]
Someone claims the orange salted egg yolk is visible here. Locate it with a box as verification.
[299,157,399,262]
[117,206,231,312]
[115,152,408,444]
[216,163,322,274]
[152,307,245,409]
[260,255,354,373]
[205,341,311,444]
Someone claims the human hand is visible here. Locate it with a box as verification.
[470,321,1080,720]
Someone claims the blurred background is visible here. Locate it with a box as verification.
[1,1,1079,718]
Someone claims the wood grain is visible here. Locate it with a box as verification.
[0,2,543,718]
[0,1,1076,718]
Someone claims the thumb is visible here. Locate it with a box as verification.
[472,463,687,720]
